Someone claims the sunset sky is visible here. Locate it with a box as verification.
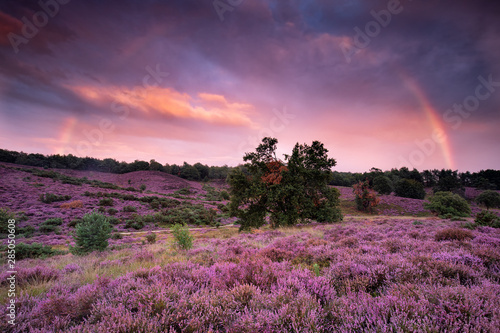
[1,0,499,172]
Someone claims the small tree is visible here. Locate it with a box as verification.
[353,180,380,213]
[394,179,426,199]
[171,224,193,250]
[476,190,500,210]
[424,191,471,218]
[228,137,342,231]
[70,211,112,255]
[372,175,393,195]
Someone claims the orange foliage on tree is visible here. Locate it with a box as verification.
[353,180,380,213]
[261,160,288,185]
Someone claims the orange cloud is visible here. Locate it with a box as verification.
[69,84,255,127]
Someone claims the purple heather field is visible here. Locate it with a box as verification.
[1,163,500,332]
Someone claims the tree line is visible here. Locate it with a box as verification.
[1,148,499,189]
[0,148,231,181]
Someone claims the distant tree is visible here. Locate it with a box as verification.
[149,159,164,172]
[394,179,426,199]
[476,190,500,210]
[372,175,393,195]
[194,163,210,180]
[228,137,342,231]
[170,164,181,176]
[433,169,463,194]
[180,162,201,181]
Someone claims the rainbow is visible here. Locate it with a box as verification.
[399,73,455,170]
[56,117,77,155]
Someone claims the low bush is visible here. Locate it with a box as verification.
[160,203,218,226]
[111,233,123,240]
[171,223,193,250]
[0,242,64,260]
[107,208,118,215]
[425,191,471,218]
[123,205,137,213]
[39,224,59,234]
[435,228,474,241]
[17,225,35,238]
[99,198,114,206]
[39,193,71,204]
[394,179,426,199]
[476,190,500,210]
[43,218,63,226]
[475,210,500,228]
[145,233,157,244]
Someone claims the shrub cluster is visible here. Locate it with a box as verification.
[160,203,218,226]
[476,190,500,210]
[98,198,114,206]
[0,242,63,260]
[39,193,71,204]
[39,218,63,233]
[475,210,500,228]
[425,191,471,218]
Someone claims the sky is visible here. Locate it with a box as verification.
[0,0,499,172]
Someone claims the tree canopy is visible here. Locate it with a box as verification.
[228,137,342,231]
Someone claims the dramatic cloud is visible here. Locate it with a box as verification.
[0,0,499,171]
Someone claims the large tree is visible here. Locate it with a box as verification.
[228,137,342,231]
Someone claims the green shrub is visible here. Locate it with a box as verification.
[107,208,118,215]
[107,216,121,225]
[17,225,35,238]
[0,207,16,235]
[125,219,145,230]
[0,242,63,260]
[150,200,160,210]
[145,233,157,244]
[43,218,63,226]
[70,211,112,255]
[39,224,59,234]
[475,210,500,228]
[39,193,71,203]
[412,220,423,225]
[373,175,393,195]
[99,198,114,206]
[111,233,123,240]
[171,223,193,250]
[140,184,147,191]
[160,203,218,226]
[123,205,137,212]
[220,190,230,200]
[476,190,500,210]
[424,191,471,218]
[394,179,426,199]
